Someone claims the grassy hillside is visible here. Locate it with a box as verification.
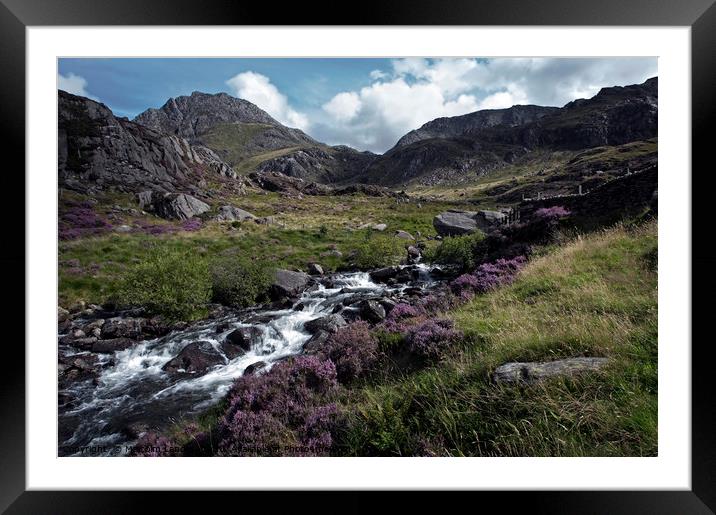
[58,191,467,307]
[336,220,657,456]
[199,122,312,172]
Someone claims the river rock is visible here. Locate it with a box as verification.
[304,314,347,334]
[70,337,99,350]
[162,341,227,376]
[395,230,414,240]
[369,266,400,283]
[244,361,267,376]
[101,317,145,339]
[225,326,262,353]
[492,357,609,384]
[269,269,310,300]
[307,263,324,276]
[91,337,136,354]
[357,299,386,323]
[58,306,70,323]
[303,330,331,353]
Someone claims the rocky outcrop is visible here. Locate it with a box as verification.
[58,90,235,195]
[493,357,609,384]
[269,269,310,300]
[395,104,559,148]
[255,145,377,184]
[137,191,210,220]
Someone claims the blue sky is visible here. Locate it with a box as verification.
[58,57,657,153]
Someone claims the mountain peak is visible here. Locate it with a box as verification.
[135,91,284,140]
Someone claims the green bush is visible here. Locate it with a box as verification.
[210,254,273,308]
[349,231,403,270]
[424,231,485,271]
[115,247,212,321]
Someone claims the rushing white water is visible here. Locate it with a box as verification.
[58,265,439,456]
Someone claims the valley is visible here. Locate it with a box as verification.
[56,74,658,457]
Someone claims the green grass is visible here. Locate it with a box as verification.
[58,192,466,307]
[334,220,657,456]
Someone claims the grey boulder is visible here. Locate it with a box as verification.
[162,341,227,376]
[269,269,310,300]
[138,191,210,221]
[304,314,347,334]
[215,205,257,222]
[493,357,609,384]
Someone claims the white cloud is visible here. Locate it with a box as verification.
[226,71,309,130]
[314,75,479,153]
[313,57,657,153]
[58,73,99,101]
[478,84,529,110]
[322,92,361,122]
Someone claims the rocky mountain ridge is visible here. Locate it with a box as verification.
[58,90,243,197]
[360,77,657,186]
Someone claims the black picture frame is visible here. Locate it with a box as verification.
[2,0,713,512]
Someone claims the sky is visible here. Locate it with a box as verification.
[58,57,657,154]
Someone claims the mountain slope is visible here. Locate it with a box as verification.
[58,90,239,196]
[362,77,657,187]
[133,91,376,183]
[394,104,559,148]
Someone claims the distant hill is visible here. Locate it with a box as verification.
[361,77,657,186]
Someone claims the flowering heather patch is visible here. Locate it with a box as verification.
[450,256,527,296]
[58,200,111,240]
[388,303,424,320]
[216,355,339,456]
[181,218,203,232]
[317,321,379,384]
[417,292,461,314]
[133,220,176,235]
[534,205,571,221]
[404,318,462,361]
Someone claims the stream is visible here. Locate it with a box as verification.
[58,264,442,456]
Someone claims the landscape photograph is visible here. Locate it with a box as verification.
[57,57,658,458]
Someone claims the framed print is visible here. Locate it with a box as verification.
[2,0,714,511]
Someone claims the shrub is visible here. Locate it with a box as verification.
[424,231,485,271]
[404,318,462,361]
[115,247,211,321]
[210,254,273,308]
[349,232,403,270]
[317,321,380,384]
[216,356,339,456]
